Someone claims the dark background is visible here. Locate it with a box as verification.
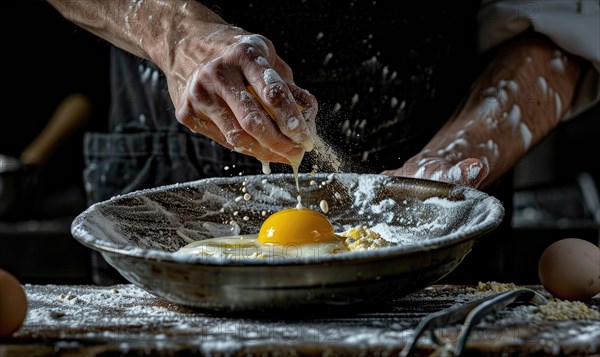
[2,1,109,196]
[1,1,110,283]
[1,0,598,285]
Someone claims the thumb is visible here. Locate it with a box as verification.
[456,158,489,188]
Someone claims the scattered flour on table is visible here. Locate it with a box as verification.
[18,283,600,355]
[19,284,413,352]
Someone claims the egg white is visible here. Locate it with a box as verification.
[175,225,391,260]
[175,234,347,259]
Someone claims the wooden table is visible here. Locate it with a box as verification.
[3,284,599,356]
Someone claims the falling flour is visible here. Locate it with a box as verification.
[313,136,343,172]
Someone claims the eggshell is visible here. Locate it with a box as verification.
[538,238,600,301]
[0,269,28,337]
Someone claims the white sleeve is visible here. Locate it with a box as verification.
[478,0,600,120]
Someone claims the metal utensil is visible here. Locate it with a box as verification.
[401,288,548,357]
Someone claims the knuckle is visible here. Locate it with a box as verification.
[281,122,309,143]
[188,83,211,105]
[175,102,195,125]
[268,140,289,153]
[223,129,243,146]
[196,61,226,86]
[234,34,272,56]
[232,42,253,59]
[238,88,255,107]
[264,83,289,107]
[187,73,215,104]
[239,112,267,134]
[224,129,251,148]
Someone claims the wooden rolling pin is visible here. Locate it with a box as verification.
[19,93,92,167]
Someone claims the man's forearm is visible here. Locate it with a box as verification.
[46,0,227,70]
[420,36,581,188]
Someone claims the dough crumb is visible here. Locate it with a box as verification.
[536,299,600,320]
[474,281,518,293]
[57,291,77,301]
[339,226,390,251]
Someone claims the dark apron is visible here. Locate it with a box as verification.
[85,1,488,284]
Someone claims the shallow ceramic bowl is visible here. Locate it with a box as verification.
[71,173,504,312]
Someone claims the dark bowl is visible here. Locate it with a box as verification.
[71,173,504,312]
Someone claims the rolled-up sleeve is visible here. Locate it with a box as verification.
[478,0,600,120]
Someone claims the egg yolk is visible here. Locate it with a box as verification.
[258,208,337,245]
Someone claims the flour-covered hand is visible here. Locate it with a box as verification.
[165,28,318,163]
[47,0,318,164]
[383,156,488,188]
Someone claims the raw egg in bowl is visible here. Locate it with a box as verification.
[71,173,504,311]
[174,207,388,260]
[258,208,336,245]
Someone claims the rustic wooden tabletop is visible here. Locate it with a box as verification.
[2,284,599,356]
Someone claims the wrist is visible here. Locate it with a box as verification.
[139,1,229,72]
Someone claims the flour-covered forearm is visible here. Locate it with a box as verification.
[385,37,581,189]
[46,0,226,65]
[478,0,600,119]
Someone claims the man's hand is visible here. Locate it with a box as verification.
[383,157,489,188]
[47,0,317,164]
[164,28,317,163]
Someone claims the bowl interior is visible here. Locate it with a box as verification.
[73,173,503,262]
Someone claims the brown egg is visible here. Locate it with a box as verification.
[538,238,600,301]
[0,269,28,337]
